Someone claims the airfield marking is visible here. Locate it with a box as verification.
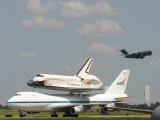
[0,115,150,119]
[80,115,150,118]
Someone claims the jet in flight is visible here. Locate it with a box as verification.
[7,69,130,117]
[120,49,152,59]
[27,58,103,93]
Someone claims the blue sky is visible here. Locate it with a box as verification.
[0,0,160,105]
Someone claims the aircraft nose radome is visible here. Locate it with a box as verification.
[7,98,11,103]
[7,97,14,105]
[7,97,18,109]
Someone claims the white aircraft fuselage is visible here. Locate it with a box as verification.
[7,91,127,112]
[27,58,103,92]
[28,74,103,92]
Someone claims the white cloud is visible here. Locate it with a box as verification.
[59,1,92,18]
[93,1,115,16]
[78,19,122,37]
[21,16,64,28]
[59,1,114,18]
[26,0,115,18]
[27,0,57,15]
[23,0,120,33]
[88,42,117,54]
[19,52,37,57]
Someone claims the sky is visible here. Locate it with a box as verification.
[0,0,160,105]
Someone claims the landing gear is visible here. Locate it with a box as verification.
[100,107,108,114]
[63,113,79,117]
[51,112,58,117]
[71,114,79,117]
[63,111,79,117]
[19,111,26,117]
[19,114,26,117]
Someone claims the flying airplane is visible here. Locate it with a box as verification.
[120,49,152,59]
[27,58,103,93]
[7,69,130,117]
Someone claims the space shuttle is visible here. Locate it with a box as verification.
[27,58,103,92]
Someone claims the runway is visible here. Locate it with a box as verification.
[80,115,150,118]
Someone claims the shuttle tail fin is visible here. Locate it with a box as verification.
[105,69,130,94]
[76,58,93,77]
[120,49,129,56]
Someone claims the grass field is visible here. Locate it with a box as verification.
[0,109,150,120]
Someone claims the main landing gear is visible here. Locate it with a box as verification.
[101,107,108,114]
[19,111,26,117]
[63,111,79,117]
[51,112,58,117]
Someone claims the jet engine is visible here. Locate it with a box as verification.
[101,103,115,114]
[106,103,115,108]
[71,105,84,114]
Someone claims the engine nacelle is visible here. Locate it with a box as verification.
[106,103,116,112]
[106,103,115,108]
[71,105,84,114]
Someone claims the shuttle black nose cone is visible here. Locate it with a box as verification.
[27,80,33,86]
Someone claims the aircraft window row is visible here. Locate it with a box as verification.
[36,74,44,77]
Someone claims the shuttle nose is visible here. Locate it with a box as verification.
[27,79,45,87]
[27,79,34,86]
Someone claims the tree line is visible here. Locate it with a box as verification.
[116,102,160,110]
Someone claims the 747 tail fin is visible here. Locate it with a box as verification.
[76,58,93,77]
[105,69,130,94]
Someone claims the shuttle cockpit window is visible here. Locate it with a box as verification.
[36,74,44,77]
[15,93,21,96]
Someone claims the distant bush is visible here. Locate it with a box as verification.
[116,102,160,110]
[0,105,10,110]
